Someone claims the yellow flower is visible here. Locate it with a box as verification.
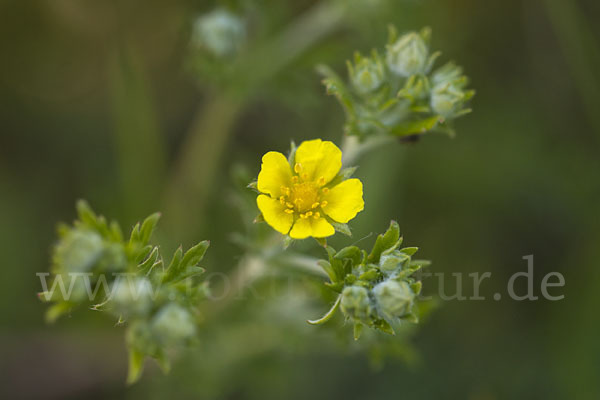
[256,139,364,239]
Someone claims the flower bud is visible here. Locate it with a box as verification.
[192,9,245,58]
[151,303,196,345]
[54,230,104,273]
[373,280,414,319]
[110,277,153,317]
[386,32,429,77]
[348,53,385,94]
[379,250,410,276]
[430,82,466,118]
[340,286,373,322]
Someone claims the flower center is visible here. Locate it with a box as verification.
[279,163,330,219]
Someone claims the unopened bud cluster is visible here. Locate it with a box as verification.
[321,26,474,139]
[311,221,426,339]
[39,201,210,384]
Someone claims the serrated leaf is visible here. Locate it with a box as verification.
[181,241,210,269]
[368,221,400,263]
[138,247,159,273]
[76,200,97,227]
[129,223,141,246]
[139,212,161,245]
[308,295,341,325]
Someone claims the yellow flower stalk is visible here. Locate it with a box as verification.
[256,139,364,239]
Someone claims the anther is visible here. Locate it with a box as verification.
[317,176,326,186]
[321,187,330,194]
[301,173,308,181]
[284,209,294,214]
[280,196,286,205]
[313,212,320,219]
[305,211,313,217]
[286,202,294,209]
[291,176,299,184]
[311,202,320,209]
[294,163,302,174]
[300,213,308,219]
[320,201,328,207]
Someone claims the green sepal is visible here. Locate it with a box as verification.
[354,322,363,341]
[126,347,145,385]
[307,295,341,325]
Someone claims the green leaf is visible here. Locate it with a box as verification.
[400,247,419,256]
[331,221,352,237]
[162,247,183,282]
[126,348,145,385]
[76,200,97,227]
[180,241,210,269]
[307,295,341,325]
[368,221,401,263]
[334,246,362,266]
[317,260,337,283]
[139,212,161,245]
[390,116,440,137]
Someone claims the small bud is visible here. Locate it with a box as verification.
[379,250,410,276]
[386,32,429,77]
[373,280,415,319]
[340,286,373,322]
[348,52,385,94]
[192,9,246,58]
[151,303,196,345]
[110,277,153,317]
[54,230,104,273]
[430,82,466,118]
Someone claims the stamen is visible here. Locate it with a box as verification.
[317,176,326,186]
[291,176,299,184]
[300,213,308,219]
[286,202,294,209]
[281,186,290,196]
[284,209,294,214]
[279,196,286,205]
[320,201,328,207]
[311,202,320,209]
[294,163,302,174]
[305,211,313,217]
[321,187,329,194]
[313,212,320,219]
[301,173,309,181]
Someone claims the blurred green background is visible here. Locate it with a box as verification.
[1,0,599,398]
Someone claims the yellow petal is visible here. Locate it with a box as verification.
[289,217,335,239]
[257,195,293,234]
[294,139,342,185]
[257,152,292,197]
[322,178,364,223]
